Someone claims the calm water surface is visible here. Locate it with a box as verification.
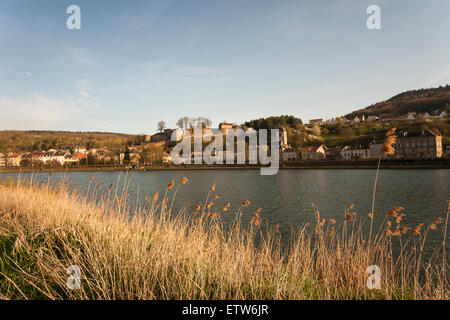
[2,169,449,251]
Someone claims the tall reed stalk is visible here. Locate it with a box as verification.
[369,128,397,246]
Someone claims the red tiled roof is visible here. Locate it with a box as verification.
[72,153,86,160]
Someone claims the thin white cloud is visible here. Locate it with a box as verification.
[118,60,230,94]
[79,90,90,98]
[0,95,86,130]
[76,78,91,91]
[0,77,107,130]
[75,78,99,107]
[62,46,104,66]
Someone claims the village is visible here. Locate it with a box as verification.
[0,110,449,168]
[290,110,449,161]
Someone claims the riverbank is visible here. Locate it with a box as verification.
[0,178,448,300]
[1,158,449,173]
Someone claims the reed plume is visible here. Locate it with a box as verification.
[369,128,397,244]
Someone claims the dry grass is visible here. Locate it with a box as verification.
[0,174,448,300]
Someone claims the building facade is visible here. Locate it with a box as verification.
[300,145,326,160]
[443,145,450,158]
[282,148,297,161]
[396,130,443,158]
[7,153,22,166]
[324,146,340,159]
[0,153,5,167]
[219,122,234,134]
[309,118,323,126]
[279,128,288,148]
[368,141,383,158]
[340,147,369,160]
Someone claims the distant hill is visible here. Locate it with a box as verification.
[0,130,138,153]
[345,85,450,119]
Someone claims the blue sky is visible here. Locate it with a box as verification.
[0,0,449,134]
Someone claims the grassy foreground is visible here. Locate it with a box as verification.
[0,176,448,300]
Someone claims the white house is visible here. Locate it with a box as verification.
[52,151,69,165]
[7,153,22,166]
[406,112,417,120]
[341,147,369,160]
[74,146,87,154]
[300,145,326,160]
[438,111,448,119]
[63,154,78,165]
[41,151,56,164]
[34,152,52,164]
[421,112,432,120]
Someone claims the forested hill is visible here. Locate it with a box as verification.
[345,85,450,119]
[243,115,303,130]
[0,131,138,153]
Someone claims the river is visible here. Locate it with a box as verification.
[2,169,449,253]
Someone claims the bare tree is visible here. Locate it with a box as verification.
[157,121,166,132]
[176,118,184,129]
[195,117,212,129]
[177,116,211,130]
[183,116,191,129]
